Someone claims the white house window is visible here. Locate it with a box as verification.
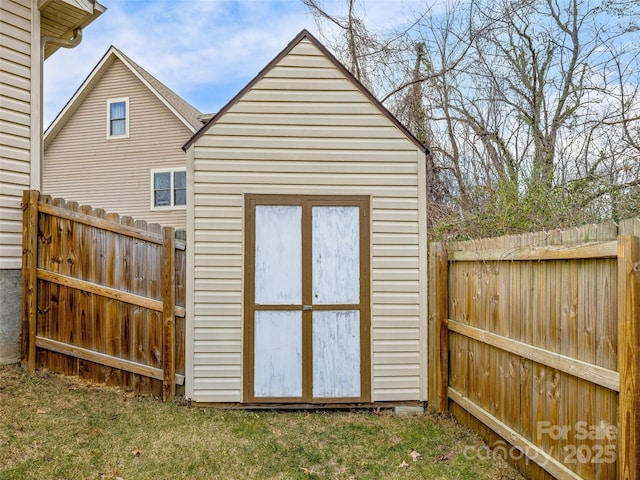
[107,97,129,138]
[151,168,186,209]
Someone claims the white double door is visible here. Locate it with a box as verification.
[245,196,370,403]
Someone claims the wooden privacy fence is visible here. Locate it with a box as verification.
[21,190,186,400]
[428,218,639,480]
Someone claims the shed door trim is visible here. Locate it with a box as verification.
[243,194,371,404]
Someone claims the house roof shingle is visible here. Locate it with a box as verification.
[113,47,203,131]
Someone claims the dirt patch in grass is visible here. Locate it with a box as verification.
[0,365,524,479]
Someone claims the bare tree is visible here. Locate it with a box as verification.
[303,0,640,237]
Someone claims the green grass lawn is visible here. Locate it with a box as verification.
[0,365,523,479]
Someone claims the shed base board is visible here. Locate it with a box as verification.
[187,400,426,411]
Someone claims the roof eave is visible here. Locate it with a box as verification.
[41,0,106,59]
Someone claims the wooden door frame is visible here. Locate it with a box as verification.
[243,194,371,404]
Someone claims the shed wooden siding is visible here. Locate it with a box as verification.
[0,0,32,269]
[43,58,190,228]
[188,38,428,403]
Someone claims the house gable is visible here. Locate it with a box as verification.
[45,46,202,149]
[43,56,195,228]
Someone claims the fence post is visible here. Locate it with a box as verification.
[162,226,176,401]
[428,242,449,412]
[21,190,39,370]
[618,234,639,480]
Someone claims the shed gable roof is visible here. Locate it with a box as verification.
[41,0,106,59]
[45,46,202,148]
[183,29,427,153]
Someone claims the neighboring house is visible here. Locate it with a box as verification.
[44,46,203,229]
[183,30,429,405]
[0,0,105,363]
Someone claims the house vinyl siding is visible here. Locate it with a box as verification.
[43,58,190,228]
[0,0,32,269]
[188,38,428,403]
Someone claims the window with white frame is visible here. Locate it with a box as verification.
[107,97,129,138]
[151,168,186,209]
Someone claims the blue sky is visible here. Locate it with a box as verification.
[43,0,424,127]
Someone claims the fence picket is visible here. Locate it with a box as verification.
[21,190,39,369]
[618,234,640,480]
[162,226,176,401]
[105,211,121,387]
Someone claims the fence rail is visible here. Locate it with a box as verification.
[21,190,186,400]
[429,218,639,480]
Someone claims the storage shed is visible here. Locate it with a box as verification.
[183,30,428,405]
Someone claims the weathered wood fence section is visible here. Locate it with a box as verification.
[428,218,639,480]
[21,190,186,400]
